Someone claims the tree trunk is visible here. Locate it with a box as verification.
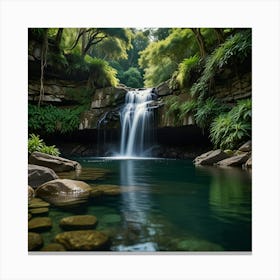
[191,28,207,58]
[214,28,225,44]
[38,29,48,107]
[55,28,63,50]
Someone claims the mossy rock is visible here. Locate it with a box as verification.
[28,217,52,232]
[55,230,110,251]
[28,232,43,251]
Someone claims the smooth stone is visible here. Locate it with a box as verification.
[41,243,66,251]
[28,232,43,251]
[55,230,110,251]
[59,215,98,230]
[29,198,50,208]
[28,164,59,188]
[28,217,52,232]
[29,152,81,172]
[29,207,49,215]
[35,179,91,207]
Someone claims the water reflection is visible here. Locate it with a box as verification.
[197,166,251,223]
[118,160,158,251]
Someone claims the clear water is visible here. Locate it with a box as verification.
[43,158,252,252]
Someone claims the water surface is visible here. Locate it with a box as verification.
[44,158,251,252]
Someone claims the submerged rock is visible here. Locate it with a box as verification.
[176,238,224,251]
[55,230,110,251]
[59,215,98,230]
[28,217,52,232]
[29,152,81,172]
[194,149,229,166]
[90,184,121,197]
[28,232,44,251]
[35,179,91,207]
[101,214,122,224]
[41,243,66,252]
[28,164,59,188]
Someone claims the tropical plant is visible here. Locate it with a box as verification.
[28,104,84,134]
[194,97,228,129]
[28,134,60,156]
[210,98,251,149]
[175,55,200,88]
[190,29,251,98]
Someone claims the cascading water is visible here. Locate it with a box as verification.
[120,89,156,157]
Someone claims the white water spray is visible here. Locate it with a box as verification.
[120,89,156,157]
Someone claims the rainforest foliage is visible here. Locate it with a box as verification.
[29,28,251,150]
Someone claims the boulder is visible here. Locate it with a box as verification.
[29,152,81,172]
[238,140,252,152]
[41,243,66,251]
[28,164,59,188]
[28,232,44,251]
[28,217,52,232]
[216,152,250,167]
[59,215,98,230]
[194,149,229,166]
[35,179,91,207]
[156,80,172,96]
[28,186,35,201]
[55,230,110,251]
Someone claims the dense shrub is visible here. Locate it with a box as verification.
[175,55,200,88]
[194,98,229,129]
[28,134,60,156]
[28,104,83,134]
[210,99,251,149]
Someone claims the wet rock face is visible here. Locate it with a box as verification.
[59,215,98,230]
[55,230,110,251]
[35,179,91,207]
[28,164,59,188]
[29,152,81,172]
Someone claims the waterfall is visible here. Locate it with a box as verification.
[120,89,156,157]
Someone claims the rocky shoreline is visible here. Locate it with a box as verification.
[28,152,121,251]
